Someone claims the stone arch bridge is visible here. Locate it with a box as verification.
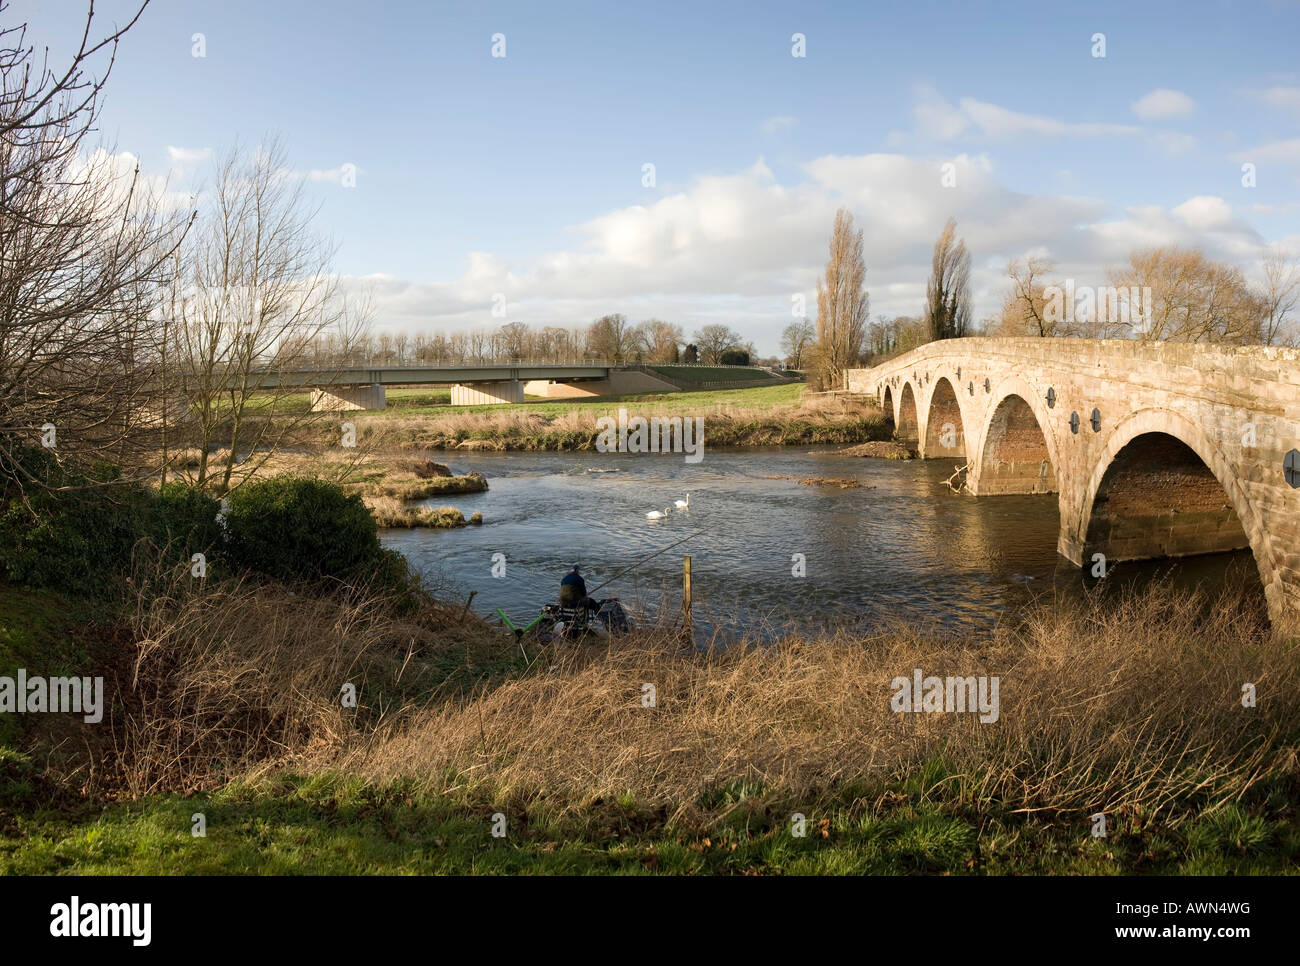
[844,338,1300,624]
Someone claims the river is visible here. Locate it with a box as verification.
[380,447,1263,640]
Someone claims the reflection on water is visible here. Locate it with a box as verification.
[380,448,1263,639]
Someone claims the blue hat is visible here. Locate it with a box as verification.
[571,563,581,571]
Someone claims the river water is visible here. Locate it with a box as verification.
[380,447,1262,639]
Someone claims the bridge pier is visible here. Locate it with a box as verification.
[310,384,387,412]
[451,380,525,406]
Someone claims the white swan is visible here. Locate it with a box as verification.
[646,508,669,519]
[674,493,690,509]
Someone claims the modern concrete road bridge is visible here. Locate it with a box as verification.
[248,363,676,410]
[845,338,1300,624]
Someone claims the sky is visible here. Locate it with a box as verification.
[9,0,1300,354]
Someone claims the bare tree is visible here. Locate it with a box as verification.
[1107,246,1265,343]
[654,320,684,362]
[780,318,814,368]
[814,207,869,386]
[995,257,1061,337]
[334,287,374,364]
[924,218,971,342]
[498,321,530,361]
[169,140,347,491]
[693,324,740,365]
[587,313,633,361]
[632,319,681,363]
[0,0,192,488]
[1259,245,1300,346]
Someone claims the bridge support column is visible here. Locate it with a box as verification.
[451,380,524,406]
[310,384,387,412]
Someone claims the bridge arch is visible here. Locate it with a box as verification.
[1077,408,1276,607]
[970,376,1061,496]
[923,375,967,459]
[896,381,920,450]
[882,384,895,433]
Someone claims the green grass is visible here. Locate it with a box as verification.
[650,365,777,383]
[4,770,1297,875]
[365,382,807,419]
[385,387,452,407]
[240,383,801,421]
[0,585,107,748]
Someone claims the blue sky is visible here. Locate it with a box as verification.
[11,0,1300,352]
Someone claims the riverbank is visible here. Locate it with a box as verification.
[167,448,492,527]
[303,384,890,454]
[3,578,1295,874]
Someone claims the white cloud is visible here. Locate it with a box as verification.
[1173,195,1234,230]
[760,115,798,135]
[1233,138,1300,164]
[351,151,1280,351]
[166,145,212,167]
[78,148,195,214]
[958,97,1140,139]
[304,164,361,185]
[1251,201,1300,216]
[904,88,1141,141]
[1131,88,1197,120]
[911,85,969,140]
[1244,85,1300,112]
[1090,197,1263,262]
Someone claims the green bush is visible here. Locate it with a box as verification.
[222,476,384,583]
[719,349,751,366]
[0,442,147,595]
[150,482,223,561]
[0,440,418,603]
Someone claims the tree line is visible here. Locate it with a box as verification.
[799,207,1299,388]
[301,316,772,369]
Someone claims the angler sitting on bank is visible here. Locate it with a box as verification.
[547,562,630,640]
[560,563,593,610]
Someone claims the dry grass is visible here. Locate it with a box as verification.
[356,473,487,503]
[342,396,886,451]
[344,587,1298,825]
[824,441,915,459]
[102,554,1298,830]
[366,497,481,528]
[109,565,501,797]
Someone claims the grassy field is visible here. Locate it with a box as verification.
[648,365,779,384]
[367,381,805,419]
[386,387,453,407]
[248,382,801,419]
[258,380,784,418]
[5,767,1293,875]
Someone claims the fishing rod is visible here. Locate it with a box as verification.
[494,529,705,647]
[587,527,707,595]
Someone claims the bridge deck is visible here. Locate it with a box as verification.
[245,364,616,389]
